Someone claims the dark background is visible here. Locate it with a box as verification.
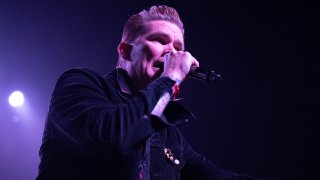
[0,0,318,179]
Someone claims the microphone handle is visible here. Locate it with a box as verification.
[188,65,223,85]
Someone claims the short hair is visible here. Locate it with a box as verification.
[121,5,184,43]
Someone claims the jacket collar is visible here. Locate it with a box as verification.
[164,101,196,126]
[115,68,133,95]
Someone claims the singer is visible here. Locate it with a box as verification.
[37,5,266,180]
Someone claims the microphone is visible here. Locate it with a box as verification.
[188,65,223,85]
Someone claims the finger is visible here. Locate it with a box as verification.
[193,58,200,67]
[184,51,199,67]
[164,52,171,62]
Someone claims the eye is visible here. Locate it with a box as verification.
[152,37,168,45]
[174,45,182,51]
[174,43,183,51]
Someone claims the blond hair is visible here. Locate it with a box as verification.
[121,5,184,43]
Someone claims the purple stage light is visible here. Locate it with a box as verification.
[8,91,25,107]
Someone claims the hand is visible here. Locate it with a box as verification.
[161,51,199,85]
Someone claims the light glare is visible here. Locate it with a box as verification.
[9,91,25,107]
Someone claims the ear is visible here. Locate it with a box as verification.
[118,42,133,61]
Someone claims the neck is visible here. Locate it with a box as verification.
[117,68,148,92]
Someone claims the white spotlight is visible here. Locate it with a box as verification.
[9,91,25,107]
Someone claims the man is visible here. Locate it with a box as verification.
[37,5,264,180]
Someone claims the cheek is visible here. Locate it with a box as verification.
[141,46,154,61]
[143,43,163,60]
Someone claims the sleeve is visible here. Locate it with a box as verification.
[47,68,176,155]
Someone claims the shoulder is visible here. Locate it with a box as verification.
[52,67,113,93]
[59,67,103,79]
[57,67,107,83]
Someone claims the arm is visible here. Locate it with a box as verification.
[47,68,176,155]
[152,50,199,116]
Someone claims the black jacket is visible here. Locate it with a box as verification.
[37,68,261,180]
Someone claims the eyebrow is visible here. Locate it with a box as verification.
[148,32,184,50]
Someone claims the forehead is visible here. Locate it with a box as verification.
[143,20,184,44]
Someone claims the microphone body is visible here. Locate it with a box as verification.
[188,65,223,85]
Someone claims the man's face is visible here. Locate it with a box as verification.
[129,20,184,89]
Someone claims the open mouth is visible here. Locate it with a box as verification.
[153,61,164,69]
